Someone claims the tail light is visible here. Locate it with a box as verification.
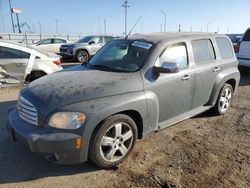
[234,42,240,53]
[53,59,61,66]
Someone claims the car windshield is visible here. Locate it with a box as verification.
[87,40,153,72]
[77,36,94,43]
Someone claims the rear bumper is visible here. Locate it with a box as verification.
[6,107,85,164]
[238,58,250,67]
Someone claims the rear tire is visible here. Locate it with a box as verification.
[212,84,233,115]
[89,114,138,169]
[76,50,89,63]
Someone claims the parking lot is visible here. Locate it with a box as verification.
[0,68,249,188]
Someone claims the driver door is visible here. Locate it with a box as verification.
[144,43,194,123]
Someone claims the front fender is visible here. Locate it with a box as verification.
[208,67,240,106]
[61,91,148,162]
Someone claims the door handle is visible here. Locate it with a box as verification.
[213,67,220,72]
[182,75,191,81]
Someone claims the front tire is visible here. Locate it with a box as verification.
[213,84,233,115]
[89,114,138,169]
[76,50,89,63]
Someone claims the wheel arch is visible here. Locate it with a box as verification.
[207,68,240,106]
[91,110,144,140]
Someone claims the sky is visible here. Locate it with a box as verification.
[0,0,249,36]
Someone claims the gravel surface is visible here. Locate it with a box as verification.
[0,71,249,188]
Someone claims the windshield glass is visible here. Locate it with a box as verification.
[88,40,153,72]
[77,36,94,43]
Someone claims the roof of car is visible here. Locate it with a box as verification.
[0,40,28,47]
[128,32,227,45]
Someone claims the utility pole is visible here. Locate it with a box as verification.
[160,10,166,32]
[8,0,15,33]
[103,18,106,35]
[15,13,21,33]
[122,0,130,36]
[55,19,59,34]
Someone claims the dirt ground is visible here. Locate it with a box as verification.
[0,72,249,188]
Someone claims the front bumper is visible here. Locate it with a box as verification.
[6,107,85,164]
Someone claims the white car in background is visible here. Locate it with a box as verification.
[32,38,70,54]
[237,28,250,67]
[0,40,63,85]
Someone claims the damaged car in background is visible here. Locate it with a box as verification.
[0,41,63,86]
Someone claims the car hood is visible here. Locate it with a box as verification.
[21,65,143,118]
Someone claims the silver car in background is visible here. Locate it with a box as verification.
[60,35,115,63]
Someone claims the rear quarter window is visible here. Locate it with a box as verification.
[191,39,215,64]
[215,37,234,59]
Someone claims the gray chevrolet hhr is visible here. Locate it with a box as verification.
[7,33,240,168]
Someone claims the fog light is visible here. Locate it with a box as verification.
[76,138,82,150]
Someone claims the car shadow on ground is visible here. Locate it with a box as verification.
[239,69,250,86]
[0,100,101,185]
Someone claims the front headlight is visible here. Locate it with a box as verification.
[48,112,86,130]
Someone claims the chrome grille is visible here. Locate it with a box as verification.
[17,96,38,126]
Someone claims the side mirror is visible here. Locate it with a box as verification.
[88,41,95,45]
[153,62,180,74]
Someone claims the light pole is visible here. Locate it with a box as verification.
[98,17,101,34]
[0,1,5,32]
[55,19,59,34]
[103,18,106,35]
[8,0,15,33]
[38,21,42,34]
[159,10,166,32]
[122,0,130,36]
[206,21,214,32]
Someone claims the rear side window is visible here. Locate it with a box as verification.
[215,37,234,59]
[192,39,215,64]
[242,29,250,41]
[0,46,30,59]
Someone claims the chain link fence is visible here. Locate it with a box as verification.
[0,33,83,45]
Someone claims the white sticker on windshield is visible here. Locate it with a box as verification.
[132,41,152,50]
